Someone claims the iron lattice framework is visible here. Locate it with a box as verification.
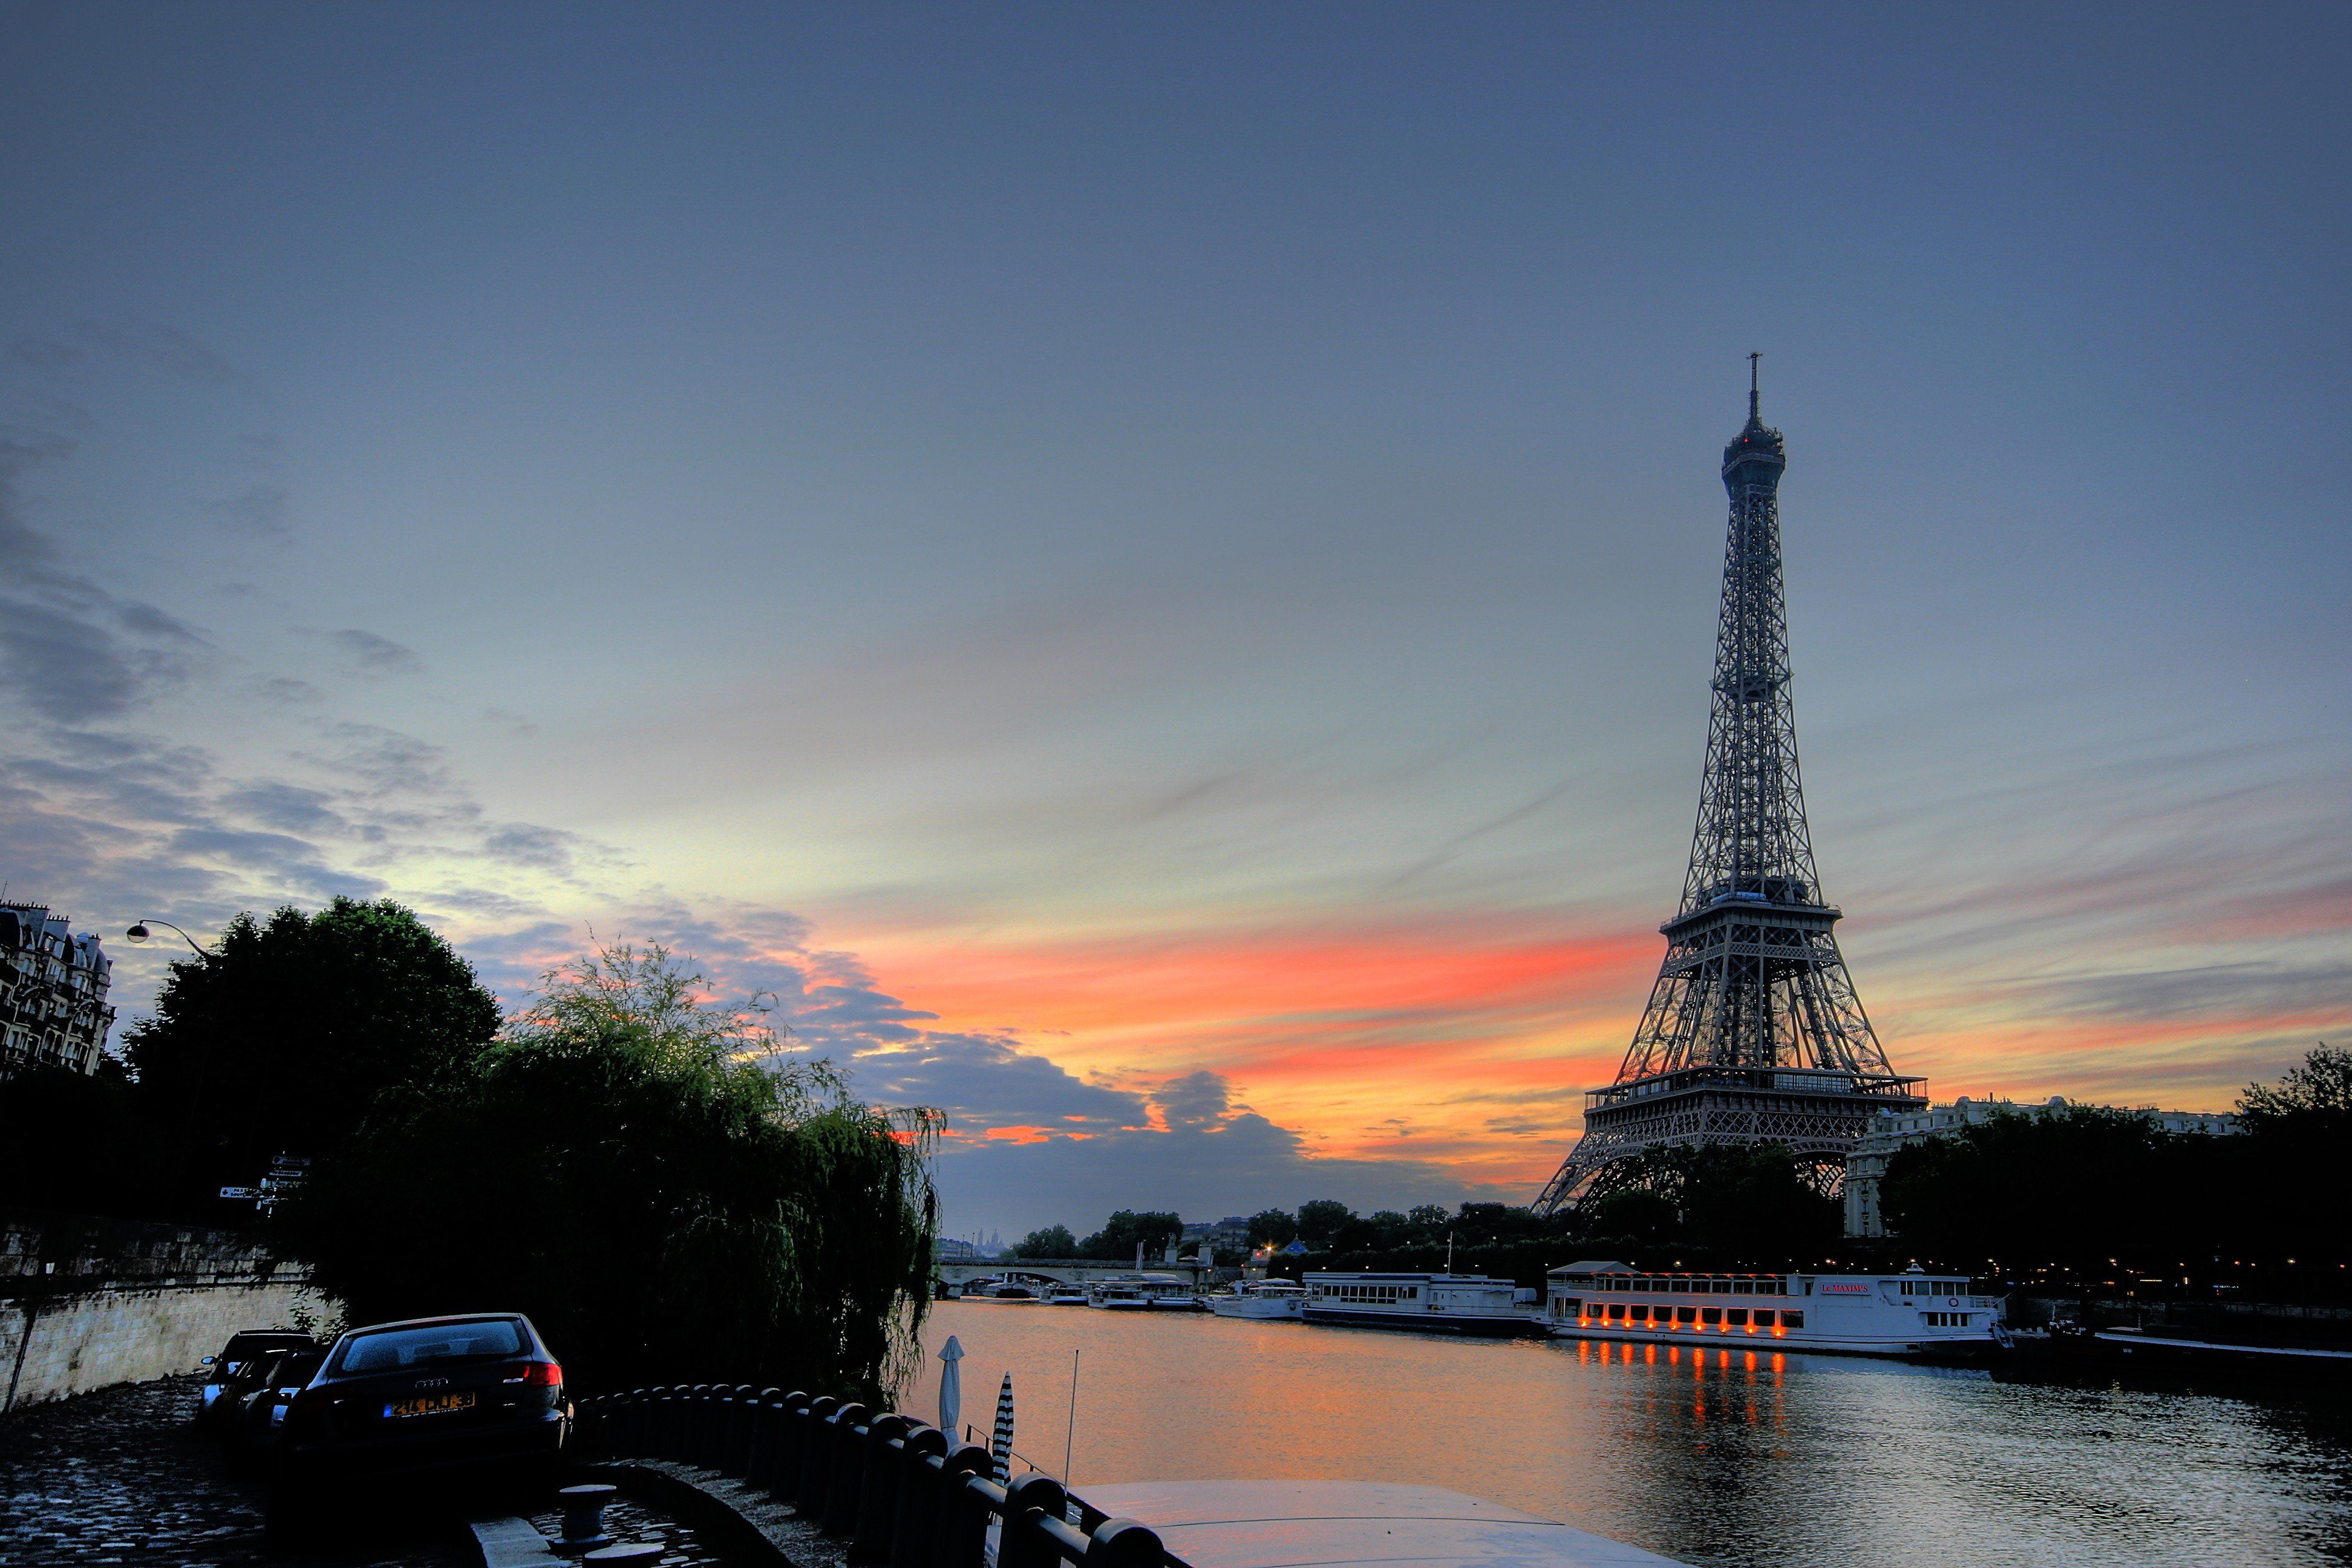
[1533,362,1924,1214]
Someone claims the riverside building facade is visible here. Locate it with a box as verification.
[0,903,116,1077]
[1841,1095,2241,1237]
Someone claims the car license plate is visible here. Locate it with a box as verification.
[385,1391,476,1419]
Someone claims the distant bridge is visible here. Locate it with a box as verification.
[932,1256,1219,1289]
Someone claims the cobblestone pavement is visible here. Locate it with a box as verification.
[0,1376,716,1566]
[524,1494,726,1567]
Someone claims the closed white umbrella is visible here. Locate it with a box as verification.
[938,1334,965,1439]
[989,1373,1015,1483]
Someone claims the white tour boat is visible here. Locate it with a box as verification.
[1205,1281,1307,1320]
[1302,1272,1545,1337]
[1543,1259,2007,1359]
[1142,1272,1206,1310]
[1042,1285,1089,1305]
[1088,1278,1160,1311]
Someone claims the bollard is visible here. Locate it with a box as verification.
[700,1388,733,1469]
[798,1394,841,1510]
[688,1384,719,1465]
[823,1402,872,1535]
[632,1388,661,1459]
[724,1383,760,1474]
[747,1387,785,1481]
[554,1483,618,1556]
[927,1446,995,1568]
[1088,1519,1167,1568]
[998,1472,1068,1568]
[618,1390,647,1458]
[633,1388,659,1458]
[655,1394,679,1460]
[887,1426,949,1568]
[772,1391,814,1497]
[852,1413,912,1561]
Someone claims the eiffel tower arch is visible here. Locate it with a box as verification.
[1533,362,1924,1215]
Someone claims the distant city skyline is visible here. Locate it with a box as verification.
[3,4,2346,1236]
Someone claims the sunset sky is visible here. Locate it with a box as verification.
[4,4,2347,1239]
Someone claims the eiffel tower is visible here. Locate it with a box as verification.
[1533,361,1924,1214]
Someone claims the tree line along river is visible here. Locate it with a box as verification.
[920,1299,2352,1568]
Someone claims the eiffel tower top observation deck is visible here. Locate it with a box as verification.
[1532,362,1924,1213]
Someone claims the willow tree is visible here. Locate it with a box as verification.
[281,944,937,1402]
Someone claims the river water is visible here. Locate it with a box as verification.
[916,1300,2352,1567]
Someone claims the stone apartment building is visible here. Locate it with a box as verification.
[0,903,117,1077]
[1843,1094,2240,1238]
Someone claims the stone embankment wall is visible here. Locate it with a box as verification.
[1,1210,332,1413]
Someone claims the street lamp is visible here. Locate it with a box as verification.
[125,920,208,956]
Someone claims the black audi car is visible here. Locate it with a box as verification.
[197,1329,317,1434]
[270,1313,567,1534]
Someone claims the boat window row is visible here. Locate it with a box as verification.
[1576,1275,1788,1296]
[1922,1312,1973,1327]
[1898,1279,1968,1297]
[1316,1283,1419,1302]
[1558,1299,1802,1330]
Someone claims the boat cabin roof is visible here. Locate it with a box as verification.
[1080,1481,1687,1568]
[1301,1271,1513,1285]
[1546,1264,1782,1282]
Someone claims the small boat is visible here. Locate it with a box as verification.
[961,1278,1039,1301]
[1302,1272,1544,1337]
[1042,1286,1089,1305]
[1206,1281,1306,1320]
[1543,1260,2006,1359]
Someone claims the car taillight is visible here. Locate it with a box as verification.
[524,1361,561,1388]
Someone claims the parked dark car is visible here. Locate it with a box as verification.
[197,1330,316,1434]
[270,1313,568,1537]
[223,1347,327,1478]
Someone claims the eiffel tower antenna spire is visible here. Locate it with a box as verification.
[1532,369,1924,1215]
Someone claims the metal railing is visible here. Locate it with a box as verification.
[576,1385,1175,1568]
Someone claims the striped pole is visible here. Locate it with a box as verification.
[989,1373,1015,1483]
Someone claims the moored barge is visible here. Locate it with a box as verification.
[1545,1259,2005,1359]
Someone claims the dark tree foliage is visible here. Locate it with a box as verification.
[1011,1225,1077,1259]
[122,899,503,1213]
[277,944,938,1402]
[1563,1145,1839,1262]
[1244,1208,1299,1247]
[1269,1200,1586,1289]
[1294,1199,1355,1249]
[1078,1209,1184,1261]
[1879,1106,2205,1266]
[1878,1050,2351,1281]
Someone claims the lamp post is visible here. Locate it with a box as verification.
[125,920,209,956]
[126,918,220,1207]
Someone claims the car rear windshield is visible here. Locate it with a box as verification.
[224,1332,310,1359]
[335,1320,527,1373]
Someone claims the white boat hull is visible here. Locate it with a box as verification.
[1207,1296,1304,1320]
